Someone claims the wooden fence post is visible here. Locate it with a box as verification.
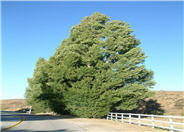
[111,113,113,120]
[151,115,155,128]
[138,114,141,126]
[169,116,174,132]
[121,113,124,122]
[115,113,118,121]
[129,113,131,124]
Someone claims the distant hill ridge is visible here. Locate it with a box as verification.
[1,91,184,116]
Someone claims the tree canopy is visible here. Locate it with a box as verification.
[25,12,155,118]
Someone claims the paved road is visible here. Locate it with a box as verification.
[1,111,168,132]
[1,111,84,132]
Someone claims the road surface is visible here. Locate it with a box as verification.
[1,111,168,132]
[1,111,84,132]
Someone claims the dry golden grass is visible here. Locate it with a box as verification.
[154,91,184,116]
[0,99,25,111]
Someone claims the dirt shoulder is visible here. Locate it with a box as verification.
[69,118,168,132]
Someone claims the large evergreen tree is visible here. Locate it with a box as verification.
[25,12,155,118]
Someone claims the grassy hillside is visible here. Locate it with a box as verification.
[154,91,184,116]
[0,99,26,111]
[1,91,184,116]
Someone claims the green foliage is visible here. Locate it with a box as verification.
[25,58,51,113]
[25,12,155,118]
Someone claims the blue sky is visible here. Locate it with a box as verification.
[1,1,183,99]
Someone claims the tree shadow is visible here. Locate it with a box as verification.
[1,111,81,132]
[1,111,77,122]
[134,99,165,115]
[113,99,165,115]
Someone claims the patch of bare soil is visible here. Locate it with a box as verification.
[70,118,168,132]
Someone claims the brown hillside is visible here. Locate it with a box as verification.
[154,91,184,116]
[0,99,26,111]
